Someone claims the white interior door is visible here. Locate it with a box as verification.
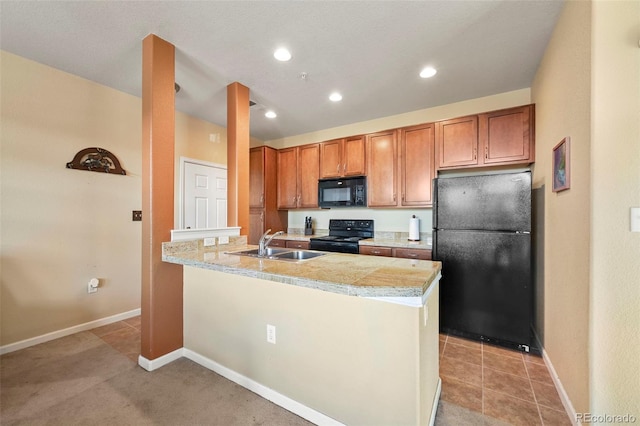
[182,160,227,229]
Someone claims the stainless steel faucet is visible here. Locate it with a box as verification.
[258,229,284,256]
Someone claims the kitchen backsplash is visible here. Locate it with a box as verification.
[288,208,433,234]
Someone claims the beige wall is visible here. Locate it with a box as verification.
[173,111,228,230]
[590,0,640,418]
[0,51,227,346]
[532,0,640,418]
[183,266,440,425]
[266,89,531,149]
[1,51,143,345]
[531,0,592,414]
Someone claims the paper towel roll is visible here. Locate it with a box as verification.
[409,216,420,241]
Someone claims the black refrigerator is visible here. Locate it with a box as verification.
[433,171,534,352]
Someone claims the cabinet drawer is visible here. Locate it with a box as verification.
[269,239,287,248]
[285,240,310,250]
[359,246,393,257]
[394,248,432,260]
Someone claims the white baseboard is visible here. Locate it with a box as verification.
[430,377,442,426]
[0,308,141,355]
[533,332,579,425]
[183,348,345,426]
[138,348,184,372]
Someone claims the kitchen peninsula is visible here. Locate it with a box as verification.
[162,236,442,426]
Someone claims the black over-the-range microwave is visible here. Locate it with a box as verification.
[318,176,367,208]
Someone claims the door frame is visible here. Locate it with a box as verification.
[178,156,227,229]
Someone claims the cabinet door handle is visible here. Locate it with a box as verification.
[343,163,346,174]
[393,193,396,201]
[337,164,340,173]
[473,147,477,160]
[372,250,381,255]
[260,212,264,221]
[485,146,488,159]
[260,194,264,204]
[409,253,418,258]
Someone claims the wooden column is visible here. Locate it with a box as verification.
[227,82,250,235]
[141,34,183,362]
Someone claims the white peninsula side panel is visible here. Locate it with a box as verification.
[182,266,440,426]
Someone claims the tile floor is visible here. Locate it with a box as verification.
[439,333,573,425]
[90,316,573,425]
[89,315,141,363]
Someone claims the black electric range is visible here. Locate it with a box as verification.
[309,219,374,254]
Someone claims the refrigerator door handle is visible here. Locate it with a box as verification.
[432,178,438,228]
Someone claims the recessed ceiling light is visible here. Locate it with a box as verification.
[274,48,291,62]
[419,66,437,78]
[329,92,343,102]
[265,110,277,119]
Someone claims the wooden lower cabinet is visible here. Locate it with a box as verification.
[269,239,310,249]
[285,240,310,250]
[394,248,432,260]
[359,245,393,257]
[360,245,432,260]
[268,239,287,248]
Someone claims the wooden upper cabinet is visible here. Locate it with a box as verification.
[480,105,534,165]
[435,115,479,169]
[319,139,342,178]
[297,144,320,208]
[366,130,398,207]
[400,123,435,207]
[277,144,319,209]
[343,136,366,176]
[277,147,298,209]
[249,147,265,208]
[436,104,535,170]
[319,136,365,178]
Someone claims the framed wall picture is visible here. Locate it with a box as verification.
[552,137,570,192]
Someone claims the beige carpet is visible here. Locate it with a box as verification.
[1,330,505,425]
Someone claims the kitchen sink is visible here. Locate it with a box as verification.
[273,250,326,260]
[227,248,327,261]
[230,247,291,258]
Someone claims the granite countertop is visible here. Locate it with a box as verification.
[162,237,441,300]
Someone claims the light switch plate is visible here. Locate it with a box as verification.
[631,207,640,232]
[218,235,230,244]
[203,237,216,246]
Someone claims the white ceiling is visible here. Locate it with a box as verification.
[0,1,564,142]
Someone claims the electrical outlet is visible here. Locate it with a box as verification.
[203,237,216,247]
[267,324,276,344]
[132,210,142,221]
[631,207,640,232]
[218,235,229,245]
[87,278,99,294]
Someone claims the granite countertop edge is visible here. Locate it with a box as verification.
[162,242,440,300]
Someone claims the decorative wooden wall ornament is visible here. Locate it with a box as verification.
[66,147,126,175]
